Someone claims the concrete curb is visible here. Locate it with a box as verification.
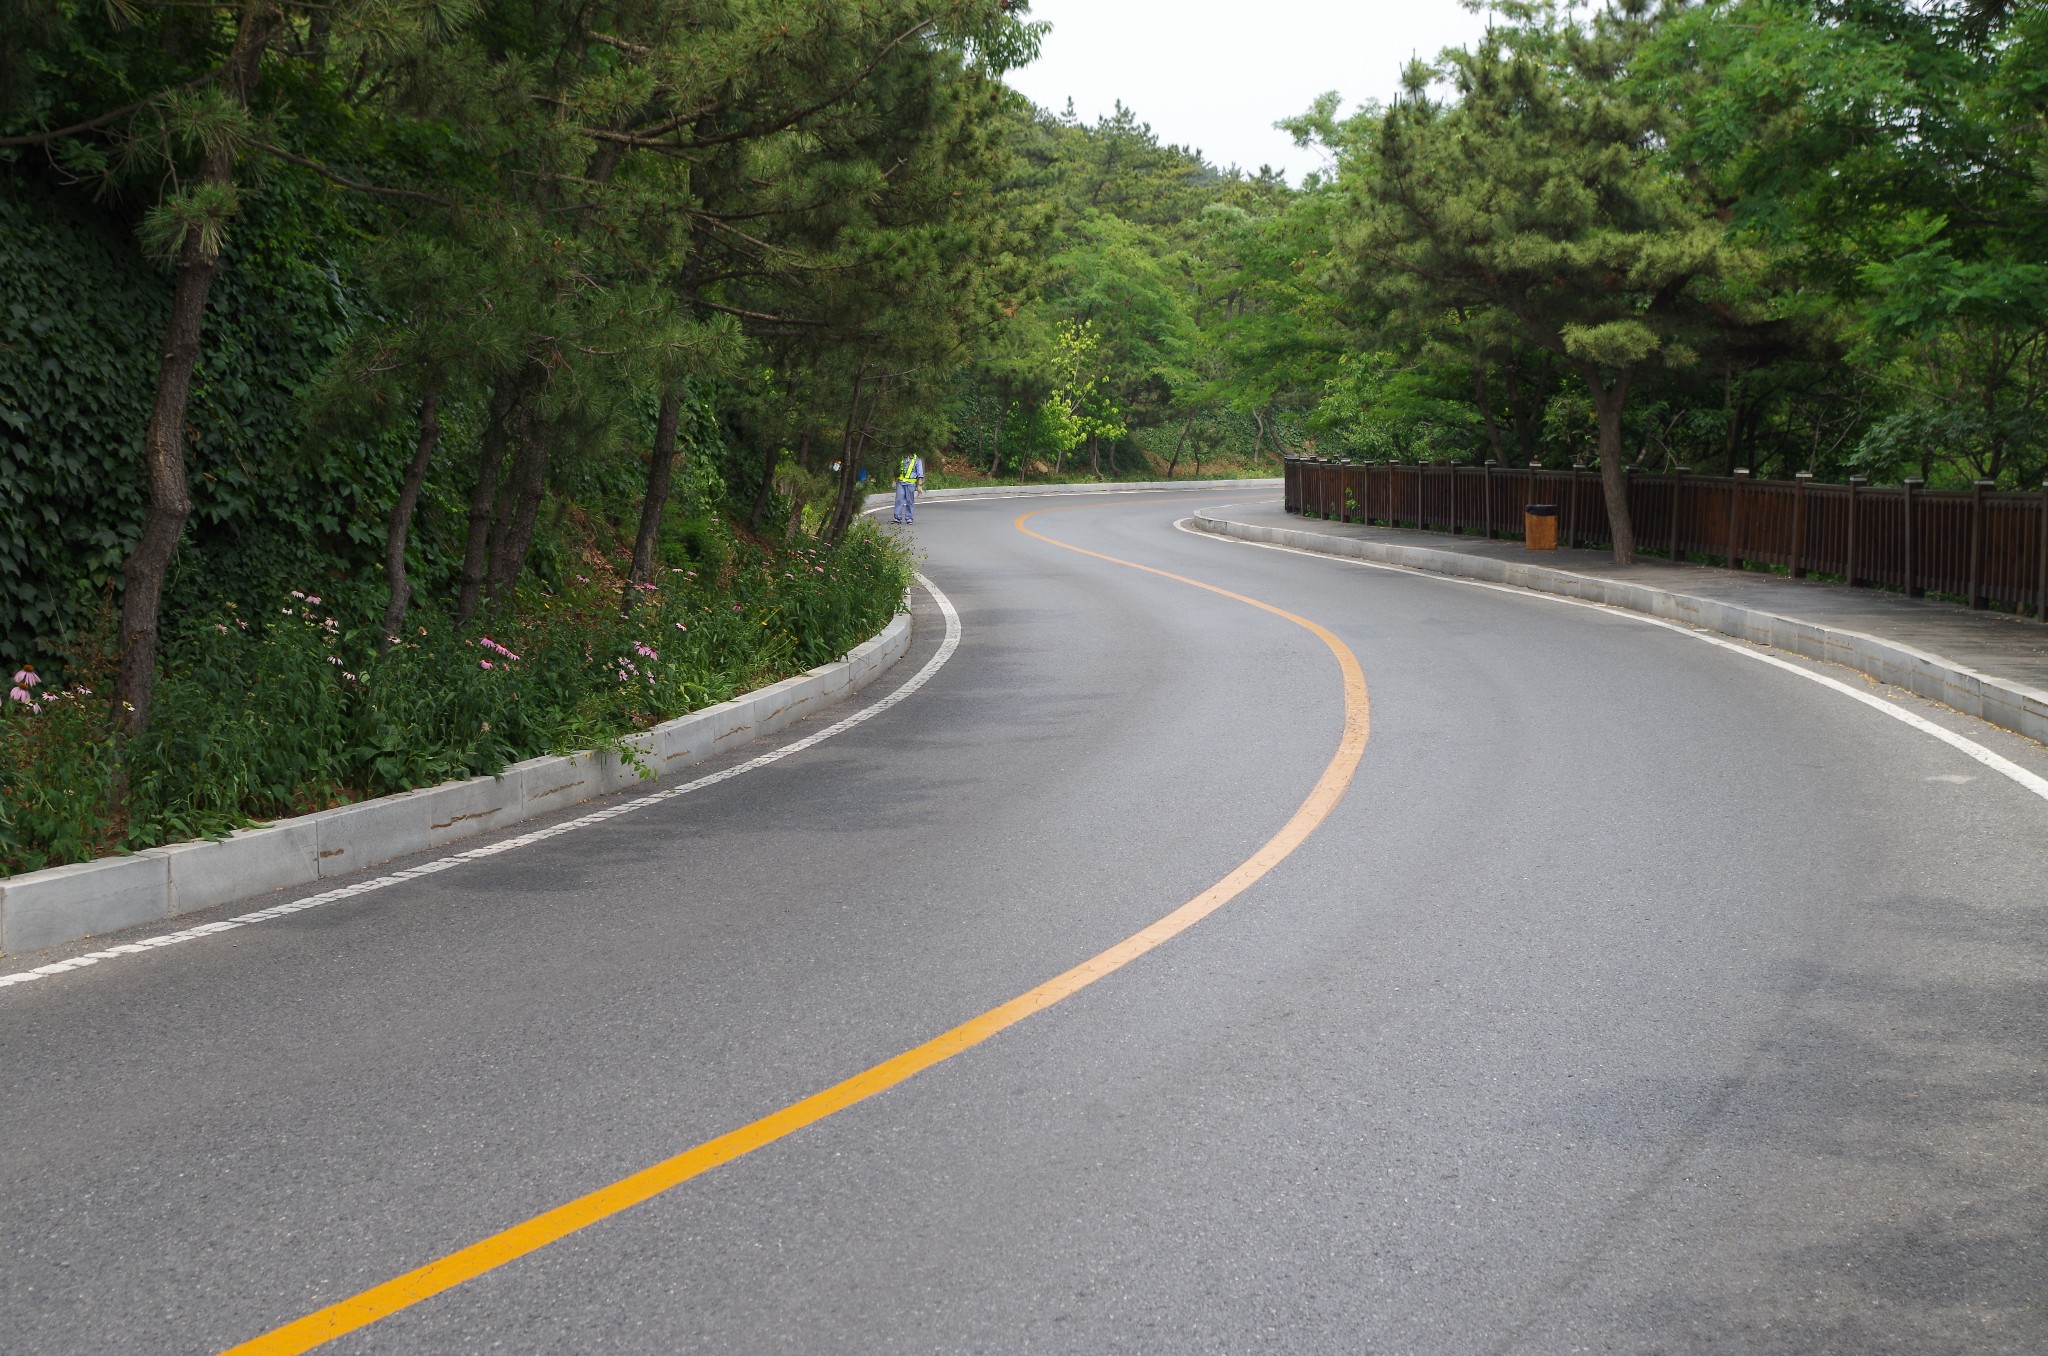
[862,477,1280,511]
[0,610,914,957]
[1194,511,2048,749]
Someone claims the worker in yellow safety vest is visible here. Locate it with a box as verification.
[892,452,925,523]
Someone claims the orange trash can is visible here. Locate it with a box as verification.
[1524,503,1559,550]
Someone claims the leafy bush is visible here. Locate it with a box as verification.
[0,522,910,875]
[0,666,119,874]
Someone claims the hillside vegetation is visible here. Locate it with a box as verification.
[2,0,2039,868]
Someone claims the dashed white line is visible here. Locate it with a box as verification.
[0,575,962,992]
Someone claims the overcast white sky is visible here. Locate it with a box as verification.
[1005,1,1493,182]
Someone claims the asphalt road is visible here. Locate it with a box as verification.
[3,488,2045,1355]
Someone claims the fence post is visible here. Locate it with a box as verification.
[1450,464,1463,535]
[1846,476,1866,587]
[2037,480,2048,621]
[1620,464,1632,551]
[1968,478,1993,609]
[1904,477,1924,598]
[1791,471,1812,578]
[1484,460,1497,539]
[1668,466,1689,563]
[1729,468,1751,570]
[1567,459,1586,549]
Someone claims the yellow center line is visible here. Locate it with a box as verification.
[222,505,1370,1356]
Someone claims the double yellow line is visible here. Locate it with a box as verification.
[225,506,1370,1355]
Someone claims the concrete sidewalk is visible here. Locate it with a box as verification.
[1194,495,2048,746]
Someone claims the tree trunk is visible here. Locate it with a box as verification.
[486,413,549,601]
[825,371,866,543]
[1584,368,1638,564]
[1165,418,1191,478]
[1472,364,1506,462]
[455,380,518,627]
[987,386,1005,476]
[117,221,219,745]
[1249,408,1265,464]
[1088,431,1100,477]
[1506,358,1540,463]
[381,387,441,652]
[828,370,884,543]
[624,390,684,612]
[113,9,279,745]
[748,441,775,530]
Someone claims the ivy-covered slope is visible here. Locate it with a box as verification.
[0,171,392,675]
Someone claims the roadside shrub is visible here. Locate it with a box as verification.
[0,523,911,874]
[0,667,118,874]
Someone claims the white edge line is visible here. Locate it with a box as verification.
[0,576,964,992]
[1174,516,2048,807]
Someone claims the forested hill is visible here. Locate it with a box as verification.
[1,2,2043,862]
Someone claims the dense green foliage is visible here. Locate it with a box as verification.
[1,521,907,873]
[950,1,2048,501]
[2,0,2041,867]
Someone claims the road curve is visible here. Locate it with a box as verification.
[2,489,2044,1355]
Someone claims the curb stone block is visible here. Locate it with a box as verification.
[516,754,598,818]
[599,737,659,797]
[709,700,765,753]
[315,796,431,879]
[3,852,170,954]
[750,676,812,735]
[656,717,715,769]
[417,776,518,849]
[163,822,320,916]
[1196,512,2048,748]
[0,600,918,957]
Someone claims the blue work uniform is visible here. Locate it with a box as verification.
[893,455,924,522]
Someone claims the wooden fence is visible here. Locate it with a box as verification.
[1282,458,2048,618]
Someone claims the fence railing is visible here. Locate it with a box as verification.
[1282,458,2048,618]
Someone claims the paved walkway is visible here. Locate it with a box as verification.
[1204,495,2048,706]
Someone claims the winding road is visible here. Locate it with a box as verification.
[4,488,2045,1354]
